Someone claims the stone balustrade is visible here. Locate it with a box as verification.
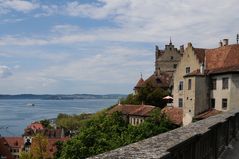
[89,109,239,159]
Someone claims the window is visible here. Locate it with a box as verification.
[170,56,173,60]
[156,77,161,83]
[178,98,183,107]
[222,77,229,89]
[211,79,217,90]
[222,98,227,110]
[179,81,183,90]
[211,98,215,108]
[188,79,192,90]
[186,67,190,74]
[173,64,177,69]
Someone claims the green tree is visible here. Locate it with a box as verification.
[19,151,34,159]
[137,83,155,103]
[120,94,140,105]
[146,87,169,108]
[56,113,92,132]
[121,83,170,108]
[31,133,50,159]
[54,141,64,159]
[40,119,51,129]
[59,110,177,158]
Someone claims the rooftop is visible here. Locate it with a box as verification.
[162,106,183,125]
[108,104,155,117]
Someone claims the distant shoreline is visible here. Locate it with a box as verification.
[0,94,127,100]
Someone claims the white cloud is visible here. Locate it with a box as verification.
[34,4,58,17]
[51,24,80,33]
[0,18,24,24]
[1,0,238,47]
[0,65,12,78]
[0,45,153,94]
[65,1,130,19]
[61,0,239,47]
[38,45,153,85]
[1,0,239,94]
[1,0,239,47]
[0,0,39,13]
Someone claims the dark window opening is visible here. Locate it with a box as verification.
[211,79,217,90]
[186,67,190,74]
[188,79,192,90]
[222,98,227,110]
[156,78,161,83]
[222,77,229,89]
[211,98,215,108]
[179,81,183,90]
[179,98,183,107]
[173,64,177,68]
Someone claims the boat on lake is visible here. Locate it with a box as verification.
[26,103,35,106]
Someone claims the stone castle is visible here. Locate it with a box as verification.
[134,40,182,94]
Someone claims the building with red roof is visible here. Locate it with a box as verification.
[108,104,156,126]
[27,122,44,133]
[173,39,239,125]
[162,106,183,126]
[0,137,14,159]
[0,136,69,159]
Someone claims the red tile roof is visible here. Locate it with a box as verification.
[205,44,239,70]
[46,138,69,157]
[161,106,183,125]
[187,44,239,76]
[0,137,13,159]
[208,65,239,75]
[134,77,145,89]
[194,109,221,120]
[27,122,44,131]
[184,69,208,77]
[142,73,172,88]
[4,137,24,148]
[194,48,206,63]
[108,104,155,117]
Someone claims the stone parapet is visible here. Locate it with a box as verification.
[89,109,239,159]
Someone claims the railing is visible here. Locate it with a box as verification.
[90,109,239,159]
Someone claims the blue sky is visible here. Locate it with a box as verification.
[0,0,239,94]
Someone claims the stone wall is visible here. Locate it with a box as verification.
[173,43,201,108]
[89,109,239,159]
[155,43,181,74]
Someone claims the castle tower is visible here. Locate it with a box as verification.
[155,39,182,76]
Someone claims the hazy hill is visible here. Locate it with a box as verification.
[0,94,126,100]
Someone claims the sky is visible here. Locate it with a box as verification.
[0,0,239,94]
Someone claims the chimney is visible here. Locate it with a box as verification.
[223,39,229,46]
[187,42,192,47]
[200,63,204,74]
[180,45,184,54]
[219,41,223,47]
[155,45,159,53]
[156,68,161,76]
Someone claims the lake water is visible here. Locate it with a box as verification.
[0,99,118,137]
